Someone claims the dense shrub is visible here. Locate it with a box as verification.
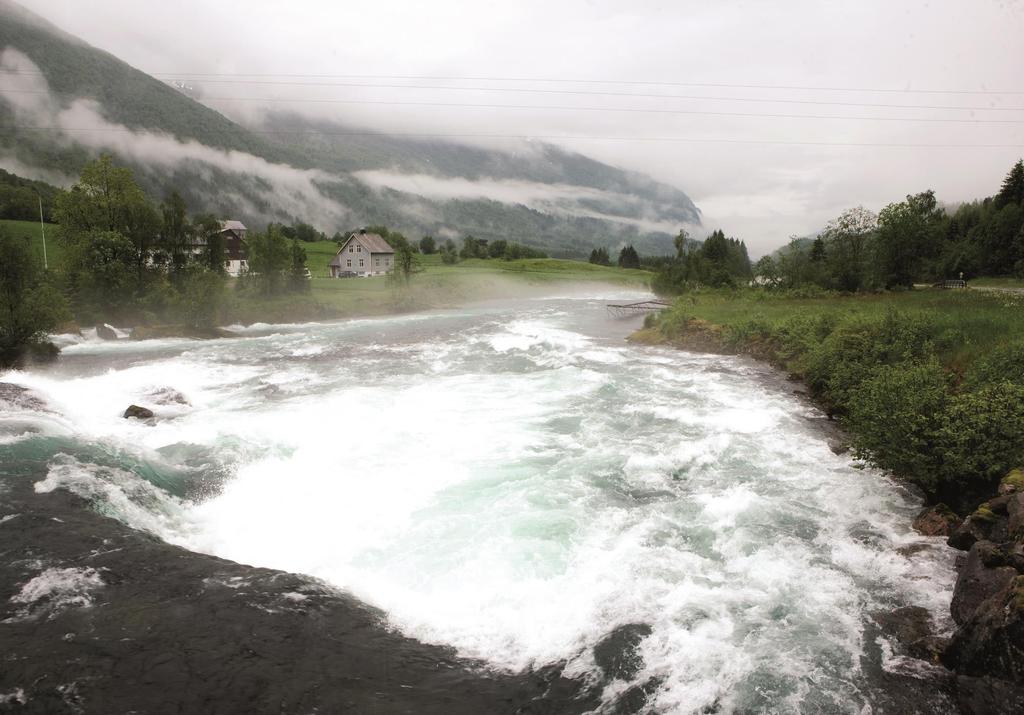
[939,383,1024,488]
[847,360,949,493]
[963,339,1024,389]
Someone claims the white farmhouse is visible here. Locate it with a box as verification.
[329,229,394,277]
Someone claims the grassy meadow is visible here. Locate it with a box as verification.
[0,219,62,269]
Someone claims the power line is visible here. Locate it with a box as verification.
[138,97,1024,124]
[115,79,1024,112]
[122,72,1024,97]
[5,70,1023,96]
[13,125,1024,149]
[5,89,1022,124]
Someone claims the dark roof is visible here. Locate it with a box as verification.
[344,232,393,254]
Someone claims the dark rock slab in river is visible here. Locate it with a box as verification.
[0,467,599,714]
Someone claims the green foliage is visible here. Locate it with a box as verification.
[0,228,69,364]
[652,229,750,293]
[289,239,310,292]
[847,360,949,492]
[172,265,226,328]
[460,235,488,259]
[0,169,59,222]
[246,226,291,295]
[939,383,1024,487]
[419,235,436,254]
[440,239,459,264]
[618,244,641,269]
[964,339,1024,389]
[995,159,1024,209]
[589,247,611,266]
[388,241,421,286]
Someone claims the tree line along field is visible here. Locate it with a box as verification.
[2,220,651,326]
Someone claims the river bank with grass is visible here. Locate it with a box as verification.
[636,286,1024,705]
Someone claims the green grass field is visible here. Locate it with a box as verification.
[654,287,1024,370]
[969,276,1024,289]
[227,242,651,323]
[0,219,62,269]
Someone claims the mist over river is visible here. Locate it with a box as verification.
[1,287,958,713]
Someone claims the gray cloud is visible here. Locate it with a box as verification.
[13,0,1024,254]
[0,47,351,228]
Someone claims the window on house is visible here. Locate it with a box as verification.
[349,245,354,253]
[385,257,390,265]
[359,259,364,267]
[346,259,351,267]
[357,245,362,252]
[375,257,380,266]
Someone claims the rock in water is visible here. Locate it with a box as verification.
[592,623,652,682]
[96,324,119,340]
[950,541,1018,626]
[123,405,155,420]
[913,504,962,537]
[945,575,1024,685]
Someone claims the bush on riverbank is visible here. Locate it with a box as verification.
[649,289,1024,512]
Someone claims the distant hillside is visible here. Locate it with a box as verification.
[0,0,701,257]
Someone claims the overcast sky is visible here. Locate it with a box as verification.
[19,0,1024,254]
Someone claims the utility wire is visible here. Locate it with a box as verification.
[109,79,1024,112]
[4,89,1022,124]
[13,125,1023,149]
[5,70,1023,95]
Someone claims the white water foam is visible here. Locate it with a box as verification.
[8,296,958,712]
[4,566,104,622]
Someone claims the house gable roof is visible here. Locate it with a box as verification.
[338,232,394,255]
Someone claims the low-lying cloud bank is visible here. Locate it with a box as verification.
[0,46,349,227]
[354,169,695,236]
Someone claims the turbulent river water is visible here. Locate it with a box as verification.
[0,287,958,713]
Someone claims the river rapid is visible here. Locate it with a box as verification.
[0,287,958,713]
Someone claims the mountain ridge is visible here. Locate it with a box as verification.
[0,0,701,256]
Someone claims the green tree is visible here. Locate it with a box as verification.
[753,255,781,288]
[172,264,225,329]
[0,229,69,366]
[875,191,942,288]
[820,206,877,291]
[995,159,1024,209]
[589,247,611,266]
[390,242,421,286]
[440,238,459,264]
[246,225,291,295]
[674,229,691,258]
[488,239,508,259]
[618,244,640,269]
[193,214,225,273]
[419,236,436,254]
[54,155,160,282]
[160,191,190,274]
[289,239,310,291]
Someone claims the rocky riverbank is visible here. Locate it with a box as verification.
[631,318,1024,712]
